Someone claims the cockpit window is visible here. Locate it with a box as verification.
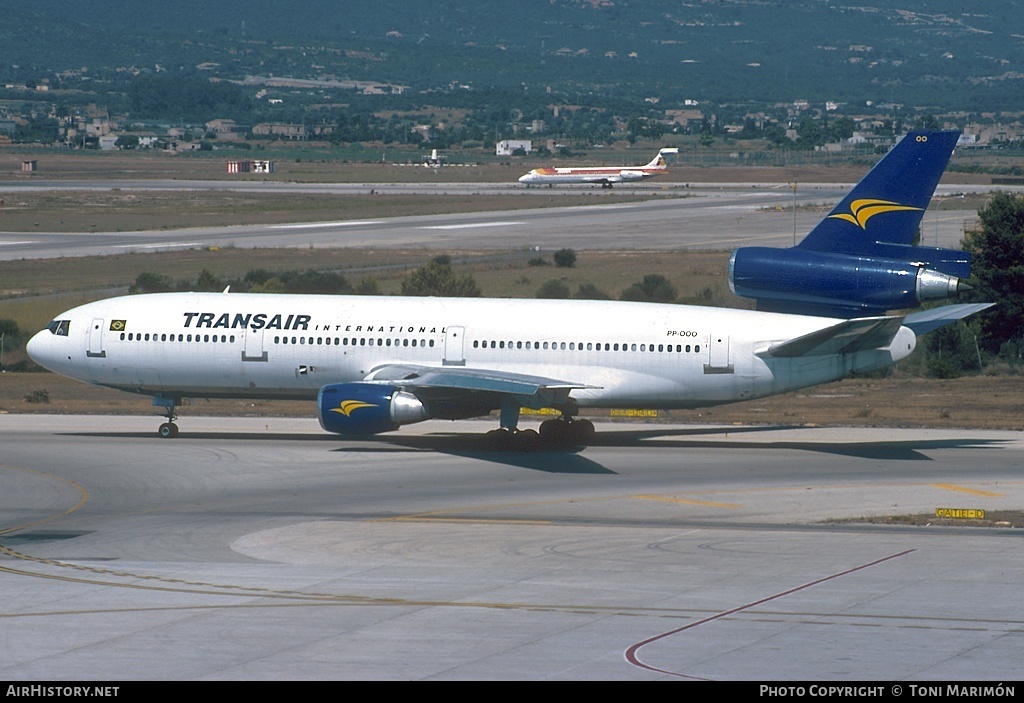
[46,320,70,336]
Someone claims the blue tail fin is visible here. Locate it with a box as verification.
[798,130,960,255]
[728,130,973,318]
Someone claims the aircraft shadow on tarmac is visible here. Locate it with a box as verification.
[376,427,1013,472]
[65,424,1014,475]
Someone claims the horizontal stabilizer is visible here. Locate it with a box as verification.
[902,303,995,336]
[760,316,905,358]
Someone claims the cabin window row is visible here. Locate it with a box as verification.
[472,340,701,353]
[274,336,436,348]
[120,332,235,343]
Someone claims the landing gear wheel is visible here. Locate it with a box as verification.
[571,418,595,443]
[158,422,179,438]
[485,427,514,450]
[484,427,543,451]
[539,417,594,445]
[540,418,570,443]
[512,428,541,450]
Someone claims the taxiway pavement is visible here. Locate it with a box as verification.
[2,415,1022,680]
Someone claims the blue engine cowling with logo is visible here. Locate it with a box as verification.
[318,383,430,435]
[728,247,969,318]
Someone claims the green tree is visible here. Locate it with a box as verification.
[574,283,610,300]
[278,270,351,294]
[401,257,481,297]
[620,274,677,303]
[553,248,577,268]
[354,278,381,295]
[537,279,570,299]
[195,269,223,292]
[962,191,1024,356]
[131,271,174,293]
[248,278,286,294]
[244,269,276,287]
[0,319,21,339]
[115,135,140,150]
[924,321,981,378]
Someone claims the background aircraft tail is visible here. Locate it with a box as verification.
[644,147,678,169]
[728,130,973,318]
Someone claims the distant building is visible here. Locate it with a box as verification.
[252,123,307,140]
[206,119,243,142]
[665,109,703,129]
[496,139,532,156]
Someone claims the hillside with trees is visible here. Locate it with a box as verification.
[3,0,1023,113]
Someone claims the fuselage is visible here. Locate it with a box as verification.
[518,166,664,186]
[27,292,916,411]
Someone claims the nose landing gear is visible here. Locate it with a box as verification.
[154,394,181,438]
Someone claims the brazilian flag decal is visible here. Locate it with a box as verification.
[109,320,127,331]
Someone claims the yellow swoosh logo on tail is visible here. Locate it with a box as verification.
[828,198,923,229]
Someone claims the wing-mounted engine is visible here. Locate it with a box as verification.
[317,383,430,435]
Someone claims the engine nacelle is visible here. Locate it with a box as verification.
[317,383,430,435]
[617,170,646,181]
[728,247,969,317]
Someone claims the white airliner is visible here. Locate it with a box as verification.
[518,148,678,188]
[27,131,989,446]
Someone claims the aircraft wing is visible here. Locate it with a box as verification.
[759,316,906,358]
[363,363,598,411]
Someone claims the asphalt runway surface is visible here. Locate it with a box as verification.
[2,415,1023,681]
[0,180,1009,260]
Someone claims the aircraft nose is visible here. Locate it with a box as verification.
[26,329,53,368]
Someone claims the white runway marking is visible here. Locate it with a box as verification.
[419,221,525,230]
[270,221,384,229]
[113,242,202,249]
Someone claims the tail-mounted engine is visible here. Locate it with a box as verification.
[318,383,430,435]
[728,131,974,318]
[728,246,971,318]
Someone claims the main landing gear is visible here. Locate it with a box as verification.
[539,416,595,444]
[483,397,595,449]
[154,394,180,438]
[483,417,595,450]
